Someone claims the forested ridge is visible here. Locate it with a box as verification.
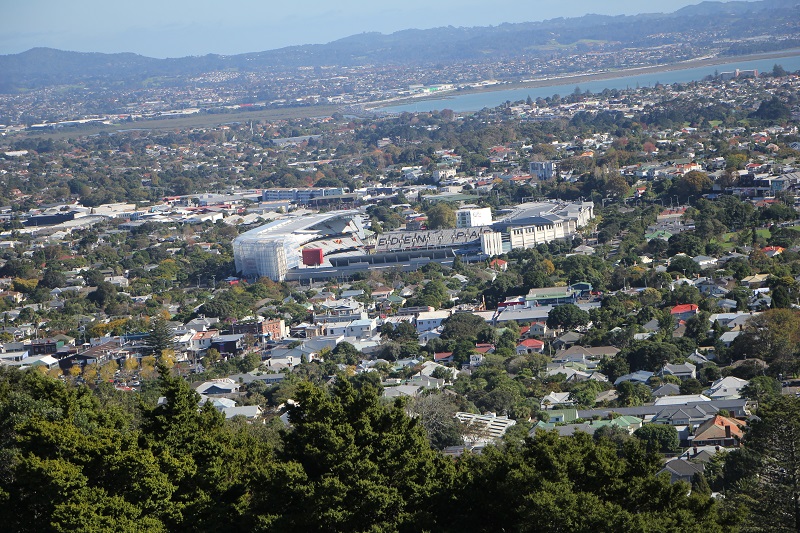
[0,364,752,532]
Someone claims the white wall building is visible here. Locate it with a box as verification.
[497,201,594,251]
[530,160,558,180]
[480,232,504,256]
[233,210,363,281]
[456,207,492,228]
[416,310,452,333]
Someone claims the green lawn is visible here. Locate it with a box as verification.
[716,228,772,250]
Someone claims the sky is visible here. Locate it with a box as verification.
[1,0,755,58]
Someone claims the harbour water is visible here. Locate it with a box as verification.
[380,52,800,114]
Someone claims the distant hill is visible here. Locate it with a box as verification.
[0,0,797,93]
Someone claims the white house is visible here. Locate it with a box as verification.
[416,310,452,333]
[704,376,749,400]
[541,392,573,409]
[346,318,377,339]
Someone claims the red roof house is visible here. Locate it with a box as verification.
[516,338,545,354]
[670,304,699,320]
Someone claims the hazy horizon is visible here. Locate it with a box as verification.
[1,0,760,59]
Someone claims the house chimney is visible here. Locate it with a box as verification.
[725,425,731,439]
[693,446,698,457]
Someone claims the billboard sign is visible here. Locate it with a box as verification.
[375,226,492,252]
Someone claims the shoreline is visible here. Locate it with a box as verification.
[369,48,800,110]
[17,48,800,139]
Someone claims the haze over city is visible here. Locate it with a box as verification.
[1,0,756,58]
[2,0,800,530]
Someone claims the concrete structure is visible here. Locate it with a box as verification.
[456,207,492,228]
[480,232,504,256]
[232,210,364,281]
[530,160,558,180]
[262,187,348,203]
[455,412,516,443]
[494,201,594,250]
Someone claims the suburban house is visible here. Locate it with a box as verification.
[416,310,452,333]
[652,383,681,398]
[210,334,244,356]
[345,318,378,338]
[692,255,717,269]
[222,405,263,420]
[526,321,554,338]
[231,318,287,341]
[741,273,769,288]
[660,459,705,484]
[704,376,749,400]
[524,286,580,306]
[196,379,240,395]
[691,415,746,447]
[614,370,654,386]
[541,391,573,409]
[433,351,454,364]
[659,362,697,380]
[671,304,699,321]
[579,399,750,426]
[532,415,642,437]
[190,330,219,354]
[489,258,508,271]
[516,338,545,354]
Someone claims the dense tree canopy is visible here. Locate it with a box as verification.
[547,303,590,330]
[0,367,740,532]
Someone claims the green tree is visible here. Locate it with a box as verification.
[675,171,712,201]
[772,286,792,309]
[741,375,781,402]
[731,396,800,531]
[679,378,704,395]
[546,303,590,330]
[446,429,732,532]
[441,312,492,344]
[731,309,800,372]
[40,268,67,289]
[750,96,790,120]
[138,364,261,530]
[623,341,681,372]
[634,424,680,454]
[87,281,118,309]
[667,255,701,276]
[250,379,453,531]
[599,355,630,383]
[147,315,175,356]
[426,202,456,229]
[616,381,653,406]
[328,341,361,366]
